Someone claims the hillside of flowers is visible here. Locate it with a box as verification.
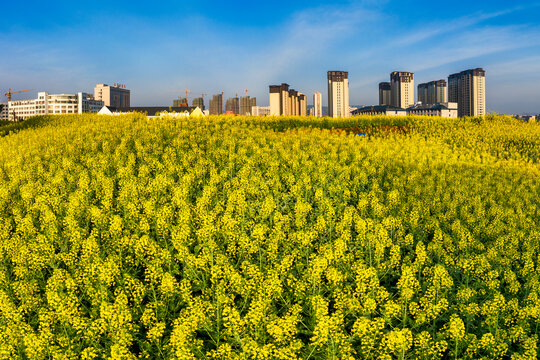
[0,114,538,359]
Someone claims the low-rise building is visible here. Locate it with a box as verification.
[514,115,536,122]
[8,92,103,121]
[352,105,407,116]
[252,106,271,116]
[407,102,458,118]
[98,106,194,117]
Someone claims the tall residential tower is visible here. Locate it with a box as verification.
[328,71,349,118]
[448,73,460,103]
[225,97,239,114]
[418,80,447,104]
[448,68,486,117]
[269,83,307,116]
[240,96,256,115]
[313,92,322,117]
[209,94,223,115]
[192,97,205,110]
[379,82,391,106]
[390,72,414,109]
[94,84,130,108]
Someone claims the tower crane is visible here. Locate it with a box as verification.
[4,88,33,102]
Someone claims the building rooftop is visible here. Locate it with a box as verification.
[356,105,405,112]
[407,103,457,111]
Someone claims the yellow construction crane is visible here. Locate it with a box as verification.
[4,88,33,102]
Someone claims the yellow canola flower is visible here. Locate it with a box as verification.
[0,114,538,358]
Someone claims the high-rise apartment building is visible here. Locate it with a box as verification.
[270,83,289,116]
[458,68,486,117]
[240,96,256,115]
[192,97,205,110]
[390,71,414,109]
[7,92,103,121]
[379,82,391,106]
[269,84,288,115]
[298,93,307,116]
[417,83,428,104]
[328,71,350,118]
[94,84,130,108]
[448,73,460,103]
[313,92,322,117]
[289,90,298,116]
[418,80,447,104]
[209,94,223,115]
[173,98,188,107]
[225,97,239,114]
[429,80,447,104]
[448,68,486,117]
[269,83,306,116]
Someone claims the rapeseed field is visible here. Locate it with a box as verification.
[0,114,538,359]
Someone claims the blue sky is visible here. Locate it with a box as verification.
[1,0,540,113]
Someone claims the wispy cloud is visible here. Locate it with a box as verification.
[389,3,540,48]
[241,5,381,83]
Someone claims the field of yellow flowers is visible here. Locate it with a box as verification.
[0,114,538,359]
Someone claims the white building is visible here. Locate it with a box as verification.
[7,92,103,121]
[0,103,8,121]
[328,71,350,118]
[407,102,458,118]
[252,106,271,116]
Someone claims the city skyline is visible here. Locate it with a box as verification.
[1,1,540,113]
